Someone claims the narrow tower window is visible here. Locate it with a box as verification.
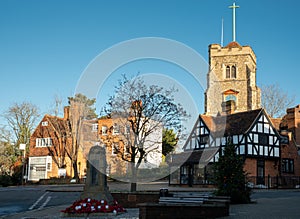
[226,66,231,78]
[231,65,236,78]
[225,65,237,79]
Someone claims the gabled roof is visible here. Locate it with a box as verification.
[45,115,71,134]
[200,109,263,137]
[31,114,71,138]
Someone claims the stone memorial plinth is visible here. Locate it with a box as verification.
[80,145,113,203]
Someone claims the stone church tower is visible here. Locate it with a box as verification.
[204,41,261,115]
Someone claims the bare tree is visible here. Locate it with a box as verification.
[4,102,40,153]
[261,83,295,118]
[49,94,63,117]
[67,94,97,181]
[0,127,15,174]
[103,75,189,192]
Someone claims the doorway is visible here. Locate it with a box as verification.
[257,159,265,185]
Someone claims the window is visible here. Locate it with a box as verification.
[113,124,119,135]
[282,159,294,173]
[225,65,237,79]
[41,121,48,126]
[36,138,52,147]
[259,134,268,145]
[92,123,98,132]
[231,66,236,78]
[200,135,209,144]
[124,142,130,154]
[36,166,46,171]
[46,156,52,171]
[226,66,231,78]
[47,163,51,171]
[124,125,131,135]
[101,126,108,135]
[112,143,119,155]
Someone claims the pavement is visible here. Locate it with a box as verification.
[2,181,300,219]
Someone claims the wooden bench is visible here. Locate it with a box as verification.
[159,197,205,204]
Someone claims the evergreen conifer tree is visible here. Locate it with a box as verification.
[214,141,251,203]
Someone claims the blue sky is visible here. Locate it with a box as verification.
[0,0,299,124]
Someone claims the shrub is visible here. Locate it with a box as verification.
[0,174,13,187]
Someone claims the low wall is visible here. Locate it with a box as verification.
[111,192,159,208]
[138,202,229,219]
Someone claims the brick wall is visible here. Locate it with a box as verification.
[111,192,159,208]
[138,203,229,219]
[244,158,257,176]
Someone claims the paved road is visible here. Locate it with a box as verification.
[1,182,300,218]
[0,185,81,217]
[224,189,300,219]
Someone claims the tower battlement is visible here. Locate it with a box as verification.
[209,42,256,66]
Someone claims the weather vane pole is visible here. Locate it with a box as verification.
[229,2,239,42]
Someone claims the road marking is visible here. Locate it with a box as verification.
[38,196,51,210]
[28,191,49,210]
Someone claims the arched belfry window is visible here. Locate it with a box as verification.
[226,66,231,78]
[231,66,236,78]
[225,65,237,79]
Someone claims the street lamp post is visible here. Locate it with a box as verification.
[19,143,26,185]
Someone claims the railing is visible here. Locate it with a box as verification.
[170,175,300,189]
[247,176,300,189]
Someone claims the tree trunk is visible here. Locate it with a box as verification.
[130,163,137,192]
[72,160,79,182]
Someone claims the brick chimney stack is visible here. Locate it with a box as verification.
[64,106,70,120]
[281,105,300,145]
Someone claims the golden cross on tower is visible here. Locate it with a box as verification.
[229,2,239,42]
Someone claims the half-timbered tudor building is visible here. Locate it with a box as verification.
[169,108,283,187]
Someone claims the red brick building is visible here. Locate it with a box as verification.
[28,108,162,181]
[28,107,89,181]
[279,105,300,177]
